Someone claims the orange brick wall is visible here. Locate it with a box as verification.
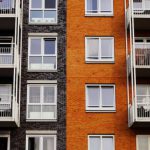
[67,0,137,150]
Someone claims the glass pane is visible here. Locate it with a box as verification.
[29,56,42,64]
[101,39,113,58]
[30,39,41,54]
[87,86,100,107]
[0,0,12,9]
[137,85,147,96]
[102,86,114,107]
[30,10,43,22]
[44,87,55,103]
[31,0,42,8]
[89,137,100,150]
[0,137,8,150]
[43,56,56,69]
[138,135,148,150]
[44,10,57,23]
[44,38,56,54]
[87,38,99,59]
[28,137,40,150]
[102,137,113,150]
[87,0,98,12]
[42,105,56,119]
[45,0,56,8]
[29,87,41,103]
[28,105,41,119]
[100,0,112,12]
[43,137,55,150]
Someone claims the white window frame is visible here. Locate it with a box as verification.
[88,135,115,150]
[85,37,114,63]
[26,134,56,150]
[0,134,10,150]
[28,36,57,71]
[86,84,116,112]
[26,84,57,121]
[136,135,150,150]
[29,0,58,24]
[85,0,114,16]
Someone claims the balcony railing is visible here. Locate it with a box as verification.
[0,43,14,65]
[135,43,150,67]
[0,94,12,117]
[133,0,150,16]
[0,0,15,15]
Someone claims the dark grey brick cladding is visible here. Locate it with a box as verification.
[0,0,66,149]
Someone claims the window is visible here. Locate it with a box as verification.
[28,37,57,71]
[29,0,57,24]
[85,0,113,16]
[88,135,114,150]
[137,135,150,150]
[85,37,114,62]
[27,84,57,120]
[26,134,56,150]
[86,84,115,111]
[0,135,10,150]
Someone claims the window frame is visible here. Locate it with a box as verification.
[85,37,115,63]
[86,84,116,112]
[29,0,58,24]
[26,84,57,121]
[88,135,115,150]
[28,36,57,72]
[26,134,57,150]
[85,0,114,16]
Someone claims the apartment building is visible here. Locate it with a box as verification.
[0,0,66,149]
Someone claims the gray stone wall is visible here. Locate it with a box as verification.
[8,0,66,149]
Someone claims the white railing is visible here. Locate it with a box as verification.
[0,0,16,14]
[133,0,150,16]
[0,95,12,117]
[137,95,150,119]
[135,43,150,66]
[0,43,14,65]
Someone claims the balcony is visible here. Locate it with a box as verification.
[0,84,19,127]
[129,84,150,128]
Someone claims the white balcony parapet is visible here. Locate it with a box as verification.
[0,0,15,15]
[135,43,150,67]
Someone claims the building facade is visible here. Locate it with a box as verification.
[0,0,66,150]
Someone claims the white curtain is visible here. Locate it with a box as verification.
[138,135,149,150]
[102,137,113,150]
[89,137,100,150]
[100,0,112,12]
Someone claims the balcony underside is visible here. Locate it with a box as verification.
[134,18,150,30]
[0,118,18,127]
[131,121,150,128]
[0,18,15,30]
[0,68,13,78]
[136,68,150,77]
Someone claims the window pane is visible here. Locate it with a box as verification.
[29,56,42,64]
[43,137,55,150]
[44,38,56,55]
[101,39,113,58]
[44,87,55,103]
[42,105,56,119]
[28,105,41,119]
[28,137,40,150]
[44,10,57,22]
[0,137,8,150]
[87,0,98,12]
[30,39,41,54]
[87,86,100,107]
[89,137,100,150]
[102,86,114,107]
[31,0,42,8]
[29,87,41,103]
[138,135,148,150]
[43,56,56,69]
[102,137,113,150]
[87,38,99,59]
[30,10,43,22]
[45,0,56,8]
[100,0,112,12]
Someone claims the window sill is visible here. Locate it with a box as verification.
[28,22,58,25]
[85,61,115,64]
[26,119,57,122]
[85,13,114,17]
[86,110,116,113]
[27,70,57,72]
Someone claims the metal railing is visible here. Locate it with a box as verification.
[0,94,12,117]
[0,0,16,14]
[0,43,14,65]
[135,43,150,66]
[133,0,150,16]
